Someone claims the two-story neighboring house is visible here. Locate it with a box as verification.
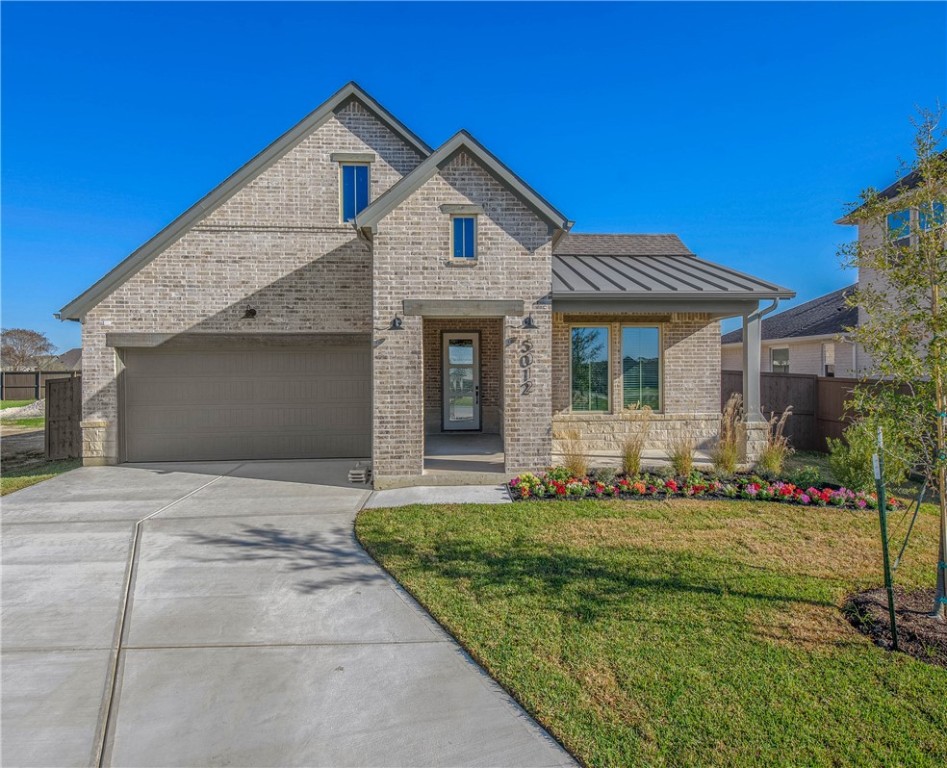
[721,284,858,377]
[58,83,793,487]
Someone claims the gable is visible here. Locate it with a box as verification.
[60,83,428,321]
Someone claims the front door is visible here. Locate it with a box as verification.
[442,332,480,431]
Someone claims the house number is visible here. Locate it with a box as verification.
[519,339,534,395]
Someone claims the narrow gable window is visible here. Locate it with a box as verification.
[571,326,609,411]
[452,216,476,259]
[341,164,370,222]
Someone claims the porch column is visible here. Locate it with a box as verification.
[741,310,769,464]
[742,311,763,422]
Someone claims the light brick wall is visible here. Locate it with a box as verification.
[551,312,721,452]
[371,151,553,480]
[81,101,423,464]
[422,318,503,434]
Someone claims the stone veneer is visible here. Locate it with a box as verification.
[80,100,423,464]
[551,312,722,456]
[371,151,553,482]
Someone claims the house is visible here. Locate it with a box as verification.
[57,347,82,371]
[721,284,858,377]
[58,83,793,486]
[837,155,945,377]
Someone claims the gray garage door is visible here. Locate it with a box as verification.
[122,341,371,462]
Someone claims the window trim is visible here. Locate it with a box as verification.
[620,323,663,413]
[450,214,478,260]
[339,162,371,224]
[569,323,611,413]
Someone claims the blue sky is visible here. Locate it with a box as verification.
[2,1,945,352]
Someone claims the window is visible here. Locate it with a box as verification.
[571,326,609,411]
[340,164,370,221]
[452,216,476,259]
[887,209,911,241]
[622,326,660,410]
[822,342,835,377]
[771,347,789,373]
[919,201,945,231]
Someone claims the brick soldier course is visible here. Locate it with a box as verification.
[60,82,793,484]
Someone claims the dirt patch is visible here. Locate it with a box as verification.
[845,588,947,668]
[749,603,860,651]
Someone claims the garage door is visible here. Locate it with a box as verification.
[122,341,371,462]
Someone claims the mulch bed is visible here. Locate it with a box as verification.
[845,587,947,668]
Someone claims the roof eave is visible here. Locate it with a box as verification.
[552,290,796,301]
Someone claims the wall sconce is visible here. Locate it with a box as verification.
[522,315,538,329]
[389,315,403,331]
[243,306,257,319]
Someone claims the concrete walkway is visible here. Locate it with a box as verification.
[2,461,573,767]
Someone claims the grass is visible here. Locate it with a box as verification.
[1,417,44,429]
[1,455,80,495]
[0,399,35,410]
[357,499,947,768]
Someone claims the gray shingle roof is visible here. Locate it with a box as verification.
[554,233,693,257]
[721,284,857,344]
[552,234,793,300]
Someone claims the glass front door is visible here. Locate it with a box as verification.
[442,333,480,430]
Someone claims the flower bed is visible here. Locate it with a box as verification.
[508,470,889,510]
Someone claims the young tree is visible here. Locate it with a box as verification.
[839,108,947,620]
[0,328,56,371]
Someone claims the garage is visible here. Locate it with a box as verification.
[121,338,371,462]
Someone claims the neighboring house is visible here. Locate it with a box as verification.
[838,157,945,376]
[721,284,858,377]
[58,82,793,486]
[57,347,82,371]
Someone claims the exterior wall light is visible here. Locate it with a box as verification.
[389,316,403,330]
[522,315,538,329]
[243,306,257,319]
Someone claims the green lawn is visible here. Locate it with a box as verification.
[0,399,35,410]
[1,417,44,429]
[1,456,80,495]
[357,499,947,767]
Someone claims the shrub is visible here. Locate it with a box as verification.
[620,406,652,477]
[827,417,912,492]
[557,428,588,479]
[788,465,823,489]
[711,393,744,476]
[546,466,573,483]
[756,407,794,476]
[668,433,696,477]
[594,467,617,485]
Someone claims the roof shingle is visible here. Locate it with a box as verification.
[720,284,857,343]
[554,233,693,257]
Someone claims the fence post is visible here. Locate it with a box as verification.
[35,371,41,400]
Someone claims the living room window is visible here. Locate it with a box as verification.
[340,164,370,222]
[571,326,609,411]
[622,326,661,410]
[771,347,789,373]
[452,216,477,259]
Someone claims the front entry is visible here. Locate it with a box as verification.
[442,332,481,430]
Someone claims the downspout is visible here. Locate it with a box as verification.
[742,298,781,423]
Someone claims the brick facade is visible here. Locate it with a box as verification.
[80,101,422,464]
[371,152,553,482]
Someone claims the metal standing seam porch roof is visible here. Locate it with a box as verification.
[551,234,794,302]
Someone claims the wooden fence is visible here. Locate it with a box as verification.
[45,377,82,460]
[1,370,79,401]
[722,371,869,452]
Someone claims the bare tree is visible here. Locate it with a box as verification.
[1,328,56,371]
[839,107,947,620]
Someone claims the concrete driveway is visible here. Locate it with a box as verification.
[2,460,573,767]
